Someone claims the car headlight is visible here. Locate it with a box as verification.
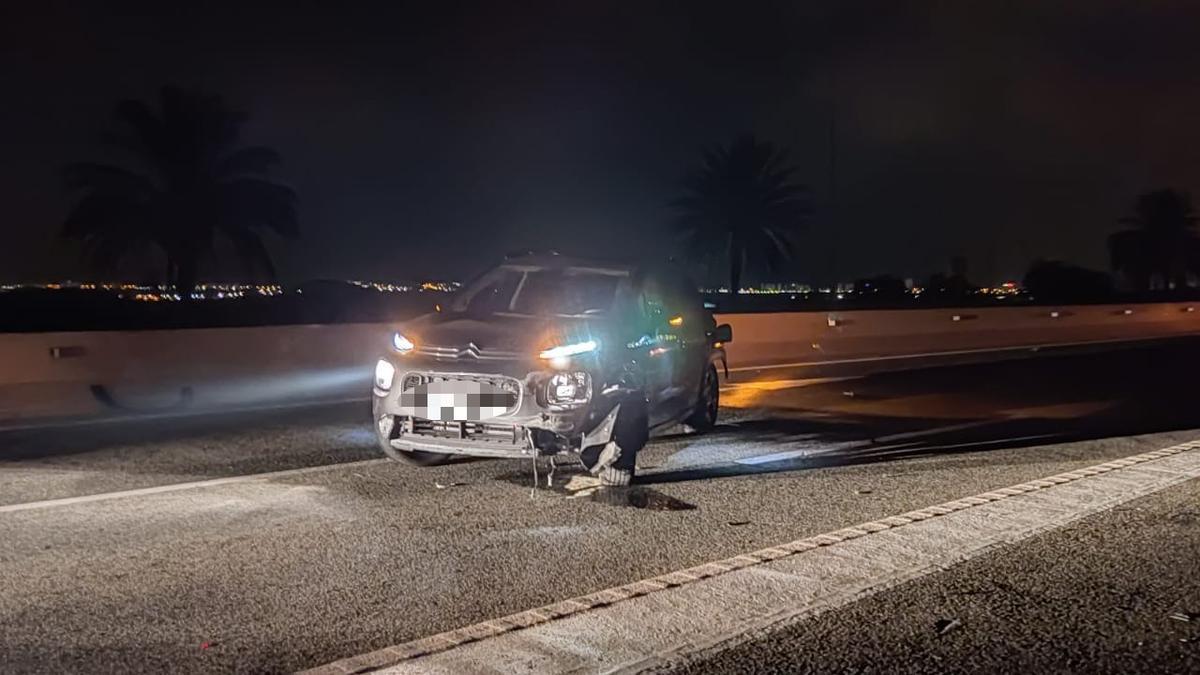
[538,339,597,360]
[539,339,598,369]
[392,332,415,353]
[374,359,396,390]
[546,371,591,407]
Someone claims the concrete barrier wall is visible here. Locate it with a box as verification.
[716,302,1200,369]
[3,301,1199,424]
[0,323,396,421]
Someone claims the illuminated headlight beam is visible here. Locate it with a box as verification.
[392,333,415,353]
[538,340,598,360]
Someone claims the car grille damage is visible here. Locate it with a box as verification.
[406,418,526,447]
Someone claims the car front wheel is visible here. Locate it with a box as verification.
[386,446,454,466]
[685,364,720,432]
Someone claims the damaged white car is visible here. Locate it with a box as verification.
[371,252,732,485]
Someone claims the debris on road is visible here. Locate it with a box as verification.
[727,520,751,527]
[563,475,603,495]
[855,488,873,495]
[1169,611,1198,623]
[935,618,962,636]
[842,390,855,397]
[434,481,468,489]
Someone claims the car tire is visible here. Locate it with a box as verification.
[388,447,454,466]
[685,364,720,432]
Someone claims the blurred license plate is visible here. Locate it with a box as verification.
[399,379,517,421]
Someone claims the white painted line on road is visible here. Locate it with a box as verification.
[727,334,1198,373]
[303,440,1200,675]
[0,458,388,514]
[866,419,1000,444]
[732,423,1058,467]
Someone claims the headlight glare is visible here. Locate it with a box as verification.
[538,339,598,360]
[392,332,415,353]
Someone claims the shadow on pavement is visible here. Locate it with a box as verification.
[0,400,374,462]
[5,339,1200,486]
[639,339,1200,485]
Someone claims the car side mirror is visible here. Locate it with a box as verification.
[710,323,732,343]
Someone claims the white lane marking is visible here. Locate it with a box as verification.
[0,458,388,514]
[734,447,828,466]
[728,334,1195,373]
[732,421,1049,466]
[302,440,1200,675]
[867,419,999,444]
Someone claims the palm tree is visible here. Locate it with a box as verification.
[1109,189,1200,291]
[63,86,298,293]
[672,135,808,293]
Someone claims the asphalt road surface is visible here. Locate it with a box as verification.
[2,339,1200,673]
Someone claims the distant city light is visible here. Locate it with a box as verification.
[0,279,462,300]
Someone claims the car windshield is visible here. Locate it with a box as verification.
[455,266,622,317]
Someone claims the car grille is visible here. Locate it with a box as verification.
[406,419,526,447]
[400,372,523,415]
[415,343,523,361]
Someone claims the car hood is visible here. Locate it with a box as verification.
[401,313,608,355]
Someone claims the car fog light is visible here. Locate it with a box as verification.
[375,359,396,390]
[547,371,591,406]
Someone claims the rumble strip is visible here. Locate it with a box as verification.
[304,440,1200,675]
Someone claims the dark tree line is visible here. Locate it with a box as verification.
[62,86,297,294]
[1108,188,1200,291]
[1025,188,1200,300]
[60,87,1200,300]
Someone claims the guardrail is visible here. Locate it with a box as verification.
[2,301,1199,425]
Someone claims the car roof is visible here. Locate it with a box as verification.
[497,252,699,290]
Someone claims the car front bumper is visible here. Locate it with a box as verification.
[371,356,605,459]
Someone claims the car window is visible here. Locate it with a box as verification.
[639,277,668,326]
[664,274,704,331]
[454,266,622,317]
[456,268,524,315]
[510,270,620,316]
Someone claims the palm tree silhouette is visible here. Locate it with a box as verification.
[1109,189,1200,291]
[672,135,808,293]
[62,86,298,293]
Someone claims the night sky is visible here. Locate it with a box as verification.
[4,1,1200,286]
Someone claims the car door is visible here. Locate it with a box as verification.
[638,273,702,422]
[621,274,675,425]
[661,273,708,407]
